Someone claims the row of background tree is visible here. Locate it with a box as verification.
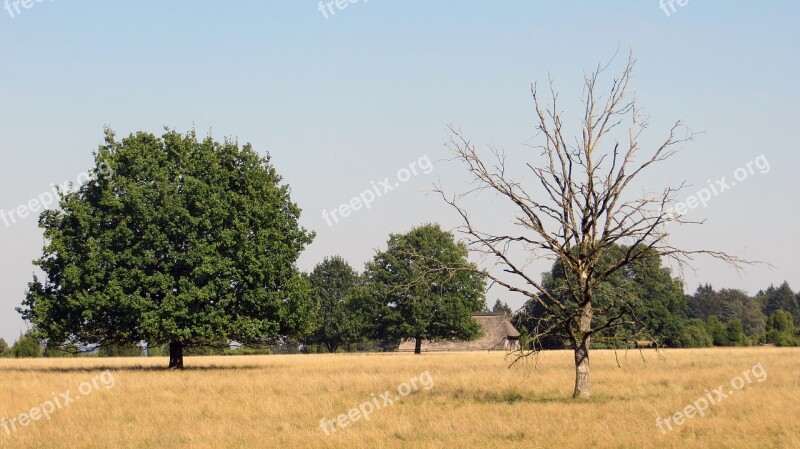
[5,249,799,358]
[512,246,800,350]
[6,223,486,358]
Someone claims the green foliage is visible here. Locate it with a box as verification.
[765,310,799,346]
[0,338,10,358]
[688,284,722,321]
[225,344,273,356]
[18,129,316,354]
[99,343,143,357]
[678,319,713,348]
[725,319,749,346]
[307,256,365,353]
[520,244,686,348]
[145,344,167,357]
[492,299,513,316]
[761,282,798,324]
[724,290,767,337]
[43,341,80,358]
[701,316,748,346]
[705,316,729,346]
[687,286,766,338]
[364,223,486,348]
[11,333,41,358]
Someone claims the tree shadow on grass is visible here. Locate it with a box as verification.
[0,364,266,373]
[448,387,635,405]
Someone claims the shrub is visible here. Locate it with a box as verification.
[11,333,42,358]
[678,319,713,348]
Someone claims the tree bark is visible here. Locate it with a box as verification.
[414,337,422,355]
[168,341,184,369]
[573,302,592,399]
[572,337,591,399]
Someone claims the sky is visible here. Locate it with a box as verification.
[1,1,798,344]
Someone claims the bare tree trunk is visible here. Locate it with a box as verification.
[572,337,591,399]
[435,52,755,399]
[414,337,422,355]
[573,303,592,399]
[168,341,184,369]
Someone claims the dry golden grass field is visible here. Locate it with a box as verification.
[0,347,798,449]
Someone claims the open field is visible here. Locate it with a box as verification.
[0,348,798,449]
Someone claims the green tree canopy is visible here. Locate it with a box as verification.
[687,284,722,321]
[11,332,41,358]
[518,244,686,348]
[705,316,729,346]
[678,319,713,348]
[492,299,513,316]
[43,341,80,358]
[308,256,365,353]
[725,319,749,346]
[766,310,798,346]
[19,129,316,368]
[364,223,486,354]
[0,338,9,357]
[762,282,798,322]
[716,289,766,336]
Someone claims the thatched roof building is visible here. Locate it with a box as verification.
[397,313,521,352]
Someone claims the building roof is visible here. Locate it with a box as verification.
[398,313,521,352]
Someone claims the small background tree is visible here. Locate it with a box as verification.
[11,332,41,358]
[364,223,486,354]
[762,282,799,325]
[0,338,10,358]
[307,256,365,353]
[766,310,798,346]
[492,299,513,316]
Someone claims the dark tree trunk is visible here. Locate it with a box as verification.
[168,341,184,369]
[414,337,422,355]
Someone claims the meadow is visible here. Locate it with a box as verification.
[0,347,797,449]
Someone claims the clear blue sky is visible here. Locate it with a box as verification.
[1,1,798,343]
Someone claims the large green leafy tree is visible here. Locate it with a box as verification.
[365,224,486,354]
[308,256,365,353]
[19,129,316,368]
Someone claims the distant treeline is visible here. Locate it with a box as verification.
[4,280,798,359]
[513,281,800,350]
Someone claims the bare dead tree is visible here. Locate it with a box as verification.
[436,52,754,400]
